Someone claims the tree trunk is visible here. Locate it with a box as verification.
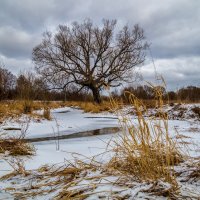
[90,86,101,104]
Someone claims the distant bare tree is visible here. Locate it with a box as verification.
[0,63,16,100]
[16,73,34,100]
[33,19,147,103]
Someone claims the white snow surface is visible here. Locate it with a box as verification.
[0,105,200,199]
[1,107,119,139]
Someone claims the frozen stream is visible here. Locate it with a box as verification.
[1,107,120,139]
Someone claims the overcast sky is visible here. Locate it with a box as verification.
[0,0,199,90]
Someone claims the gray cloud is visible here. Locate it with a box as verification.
[141,56,200,90]
[0,26,40,58]
[0,0,199,89]
[0,54,33,75]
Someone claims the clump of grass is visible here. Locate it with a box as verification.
[141,181,179,198]
[191,106,200,118]
[182,160,200,183]
[43,107,51,120]
[0,138,35,156]
[0,100,63,121]
[108,84,184,184]
[22,100,33,114]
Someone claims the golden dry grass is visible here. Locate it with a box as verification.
[107,85,184,185]
[0,100,116,122]
[63,100,114,113]
[0,138,35,156]
[43,107,51,120]
[0,100,62,121]
[1,160,98,199]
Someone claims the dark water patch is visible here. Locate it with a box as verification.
[25,127,120,143]
[3,127,21,131]
[56,110,70,113]
[85,116,118,119]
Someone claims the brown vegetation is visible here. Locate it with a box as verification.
[0,100,61,121]
[43,107,51,120]
[0,100,116,123]
[0,138,35,156]
[191,106,200,118]
[0,160,98,199]
[64,100,113,113]
[107,86,185,185]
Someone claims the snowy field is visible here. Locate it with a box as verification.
[0,105,200,199]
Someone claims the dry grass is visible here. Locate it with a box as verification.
[107,85,184,185]
[0,100,115,122]
[43,107,51,120]
[1,160,100,199]
[141,181,179,199]
[0,100,62,121]
[64,100,114,113]
[181,160,200,183]
[22,100,33,114]
[0,138,35,156]
[187,166,200,183]
[2,156,199,199]
[191,106,200,118]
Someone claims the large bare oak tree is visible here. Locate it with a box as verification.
[33,19,147,103]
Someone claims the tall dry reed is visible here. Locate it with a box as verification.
[108,84,184,184]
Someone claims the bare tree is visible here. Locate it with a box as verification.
[16,72,34,100]
[0,63,16,100]
[33,19,147,103]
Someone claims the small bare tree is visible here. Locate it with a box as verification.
[0,62,16,100]
[33,19,147,103]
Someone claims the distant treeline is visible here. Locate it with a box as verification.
[0,67,90,101]
[0,67,200,102]
[118,85,200,102]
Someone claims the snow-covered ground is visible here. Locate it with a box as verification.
[0,104,200,199]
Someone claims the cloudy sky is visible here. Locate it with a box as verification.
[0,0,199,90]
